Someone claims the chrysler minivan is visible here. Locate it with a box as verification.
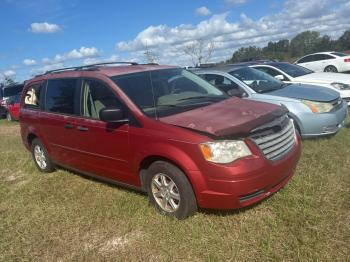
[20,63,301,219]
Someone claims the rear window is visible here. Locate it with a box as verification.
[24,83,43,109]
[272,63,313,77]
[331,52,348,57]
[45,79,80,115]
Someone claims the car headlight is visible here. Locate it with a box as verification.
[199,140,252,164]
[331,82,350,90]
[301,100,333,113]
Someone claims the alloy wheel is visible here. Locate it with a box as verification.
[34,145,47,169]
[151,173,181,212]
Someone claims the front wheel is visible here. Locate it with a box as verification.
[146,161,197,219]
[324,65,338,73]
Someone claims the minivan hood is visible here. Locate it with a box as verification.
[295,72,350,84]
[268,83,339,102]
[159,97,287,138]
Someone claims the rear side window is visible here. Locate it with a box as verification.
[45,79,79,115]
[298,55,314,63]
[24,83,43,109]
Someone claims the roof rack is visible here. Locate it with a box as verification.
[44,61,138,75]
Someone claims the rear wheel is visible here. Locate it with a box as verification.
[6,112,12,122]
[31,138,55,173]
[146,161,197,219]
[324,65,338,73]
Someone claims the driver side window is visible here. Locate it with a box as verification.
[202,74,246,97]
[82,79,123,120]
[255,67,288,81]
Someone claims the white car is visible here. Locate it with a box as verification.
[295,52,350,73]
[247,62,350,105]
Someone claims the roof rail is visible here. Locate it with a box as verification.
[44,61,138,75]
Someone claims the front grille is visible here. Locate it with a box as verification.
[251,119,296,161]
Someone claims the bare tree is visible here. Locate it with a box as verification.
[0,75,16,87]
[184,39,215,66]
[143,42,159,64]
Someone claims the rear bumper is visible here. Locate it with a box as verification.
[299,102,348,138]
[192,136,301,210]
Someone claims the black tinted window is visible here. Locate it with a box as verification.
[82,79,123,119]
[46,79,79,115]
[298,55,314,63]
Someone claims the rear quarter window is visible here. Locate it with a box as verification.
[24,82,44,109]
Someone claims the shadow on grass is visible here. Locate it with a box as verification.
[57,165,145,197]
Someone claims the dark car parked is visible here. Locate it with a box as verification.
[20,62,301,219]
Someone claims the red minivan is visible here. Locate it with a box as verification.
[20,63,301,219]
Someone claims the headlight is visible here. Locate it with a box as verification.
[199,140,252,164]
[331,82,350,90]
[301,100,333,113]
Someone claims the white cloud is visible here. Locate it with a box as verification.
[195,6,211,16]
[225,0,247,5]
[29,22,61,34]
[116,0,350,66]
[23,59,37,66]
[2,70,16,78]
[43,46,100,65]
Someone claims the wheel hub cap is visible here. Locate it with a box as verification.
[151,173,180,212]
[34,145,47,169]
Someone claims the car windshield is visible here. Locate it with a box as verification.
[229,67,283,93]
[3,84,23,97]
[331,52,348,57]
[112,68,228,118]
[272,63,313,77]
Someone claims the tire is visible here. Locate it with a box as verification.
[6,112,12,122]
[31,138,55,173]
[146,161,197,219]
[324,65,338,73]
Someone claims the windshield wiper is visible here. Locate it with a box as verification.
[177,96,224,101]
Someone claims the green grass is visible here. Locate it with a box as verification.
[0,119,349,261]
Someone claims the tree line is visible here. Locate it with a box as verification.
[226,30,350,63]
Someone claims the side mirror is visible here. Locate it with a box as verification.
[99,108,128,123]
[227,88,247,98]
[274,75,285,81]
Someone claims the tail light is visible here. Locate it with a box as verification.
[344,58,350,62]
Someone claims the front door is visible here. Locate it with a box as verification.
[73,78,134,185]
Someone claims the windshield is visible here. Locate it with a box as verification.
[3,84,23,97]
[331,52,348,57]
[272,63,313,77]
[229,67,283,93]
[112,68,227,117]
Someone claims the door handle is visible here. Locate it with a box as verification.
[64,123,73,129]
[77,126,89,132]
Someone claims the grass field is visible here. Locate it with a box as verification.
[0,119,349,261]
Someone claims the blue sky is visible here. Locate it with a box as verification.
[0,0,349,82]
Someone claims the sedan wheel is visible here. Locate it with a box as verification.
[324,65,338,73]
